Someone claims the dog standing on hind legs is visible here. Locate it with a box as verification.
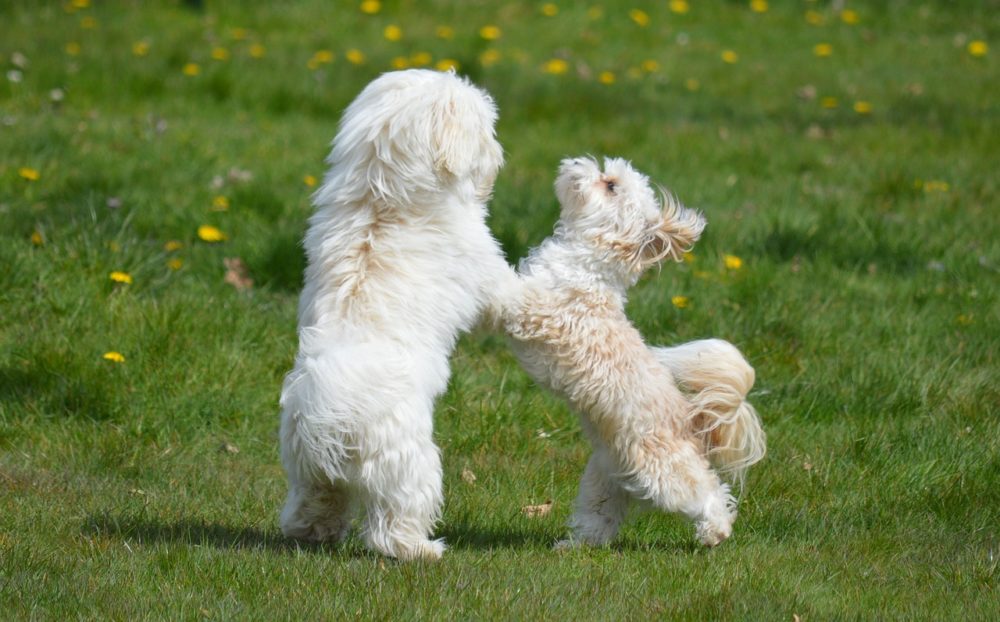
[278,70,514,561]
[502,157,765,548]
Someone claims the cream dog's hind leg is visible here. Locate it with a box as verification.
[557,447,630,548]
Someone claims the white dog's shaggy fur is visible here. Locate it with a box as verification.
[278,69,514,560]
[502,157,765,548]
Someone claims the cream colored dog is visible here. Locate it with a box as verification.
[502,157,765,548]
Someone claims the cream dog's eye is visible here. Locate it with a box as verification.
[605,179,617,193]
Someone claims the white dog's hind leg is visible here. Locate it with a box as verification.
[557,448,630,549]
[278,373,357,543]
[357,400,446,561]
[279,479,355,543]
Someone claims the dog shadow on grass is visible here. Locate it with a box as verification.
[81,513,366,557]
[81,514,564,557]
[436,521,556,551]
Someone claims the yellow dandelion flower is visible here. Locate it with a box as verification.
[80,16,97,29]
[853,100,872,114]
[229,27,248,41]
[805,10,824,25]
[303,174,317,187]
[103,351,125,363]
[182,62,201,76]
[813,43,833,57]
[436,58,459,71]
[967,40,988,57]
[410,52,432,66]
[211,47,230,61]
[197,225,227,242]
[391,56,410,69]
[164,240,183,252]
[599,71,616,85]
[923,180,950,193]
[685,78,700,91]
[359,0,381,14]
[313,50,334,64]
[65,42,81,55]
[670,1,690,15]
[167,258,183,270]
[541,3,558,17]
[479,25,502,40]
[383,25,403,42]
[132,41,150,56]
[109,271,133,284]
[212,195,230,211]
[72,0,91,8]
[346,49,365,65]
[629,9,650,27]
[542,58,569,74]
[683,251,695,263]
[480,49,501,67]
[724,254,743,270]
[249,43,266,58]
[721,50,739,64]
[671,295,690,309]
[18,167,40,181]
[435,25,455,40]
[641,59,660,73]
[750,0,768,13]
[31,230,44,246]
[820,96,838,109]
[840,9,859,24]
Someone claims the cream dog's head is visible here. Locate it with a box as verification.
[319,69,504,209]
[554,157,705,277]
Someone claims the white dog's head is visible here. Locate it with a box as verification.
[554,157,706,278]
[320,69,504,208]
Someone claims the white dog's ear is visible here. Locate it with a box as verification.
[431,87,502,180]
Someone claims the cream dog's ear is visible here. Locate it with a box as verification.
[642,191,706,263]
[431,80,501,179]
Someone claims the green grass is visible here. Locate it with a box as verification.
[1,0,998,619]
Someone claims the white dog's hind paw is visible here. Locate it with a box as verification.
[392,538,447,561]
[553,538,582,551]
[280,515,352,543]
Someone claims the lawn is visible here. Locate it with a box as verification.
[1,0,998,619]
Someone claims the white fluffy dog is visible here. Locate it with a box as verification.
[278,70,514,560]
[502,157,765,548]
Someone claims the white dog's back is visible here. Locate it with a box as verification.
[279,70,514,560]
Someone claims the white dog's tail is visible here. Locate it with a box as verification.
[651,339,766,489]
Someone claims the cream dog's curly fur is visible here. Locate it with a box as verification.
[502,157,765,548]
[278,70,515,560]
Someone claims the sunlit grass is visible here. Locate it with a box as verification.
[1,1,998,619]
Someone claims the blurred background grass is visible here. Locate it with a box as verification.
[1,1,998,619]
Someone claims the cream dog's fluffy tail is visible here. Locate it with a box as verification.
[650,339,766,488]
